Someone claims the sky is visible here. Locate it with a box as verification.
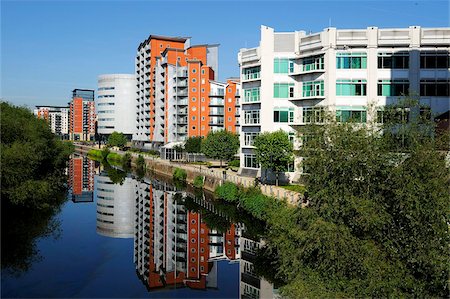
[1,0,449,108]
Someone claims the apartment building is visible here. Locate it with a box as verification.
[67,154,95,203]
[134,178,241,291]
[97,74,136,140]
[69,89,96,141]
[133,35,240,151]
[238,25,450,180]
[34,105,69,138]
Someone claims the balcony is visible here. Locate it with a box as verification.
[177,117,188,124]
[209,108,224,116]
[177,108,188,115]
[176,69,188,78]
[175,80,188,87]
[177,127,187,134]
[177,99,188,106]
[239,47,260,64]
[209,98,224,106]
[176,90,188,97]
[209,90,225,97]
[209,117,224,126]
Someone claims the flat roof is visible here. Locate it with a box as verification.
[138,35,190,51]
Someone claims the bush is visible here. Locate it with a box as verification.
[228,159,240,167]
[173,167,187,182]
[101,147,110,160]
[193,176,204,188]
[121,153,132,171]
[87,149,103,161]
[106,152,122,166]
[215,182,240,202]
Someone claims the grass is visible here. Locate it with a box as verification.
[279,184,307,194]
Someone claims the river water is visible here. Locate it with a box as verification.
[1,154,276,298]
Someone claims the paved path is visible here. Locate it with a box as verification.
[76,144,303,206]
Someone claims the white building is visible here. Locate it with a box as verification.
[34,106,69,138]
[238,25,450,181]
[97,74,136,139]
[95,172,135,238]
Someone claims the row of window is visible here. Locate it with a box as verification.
[98,87,115,91]
[98,118,114,121]
[98,102,115,106]
[98,95,115,98]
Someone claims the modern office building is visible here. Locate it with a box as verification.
[97,74,137,140]
[95,172,135,238]
[133,35,240,150]
[34,105,69,138]
[238,25,450,180]
[69,89,96,141]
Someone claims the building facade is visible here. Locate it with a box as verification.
[133,35,240,150]
[97,74,137,140]
[238,25,450,180]
[34,105,69,138]
[67,154,95,203]
[69,89,96,141]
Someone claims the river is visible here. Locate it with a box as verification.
[1,153,277,298]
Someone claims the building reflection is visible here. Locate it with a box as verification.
[134,178,241,291]
[68,154,96,203]
[95,171,135,238]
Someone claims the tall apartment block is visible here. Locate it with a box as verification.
[97,74,137,140]
[69,89,96,141]
[133,35,240,150]
[238,25,450,180]
[34,105,69,138]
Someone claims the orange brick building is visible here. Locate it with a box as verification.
[69,89,96,141]
[133,35,240,150]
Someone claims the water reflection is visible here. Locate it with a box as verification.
[67,154,97,203]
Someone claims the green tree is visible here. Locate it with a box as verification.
[184,136,203,153]
[1,102,73,209]
[201,130,239,167]
[253,130,293,185]
[262,99,450,298]
[107,131,127,149]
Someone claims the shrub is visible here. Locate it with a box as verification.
[101,147,110,160]
[87,149,103,161]
[106,152,122,166]
[193,175,204,188]
[228,159,240,167]
[215,182,240,202]
[173,167,187,182]
[121,153,132,171]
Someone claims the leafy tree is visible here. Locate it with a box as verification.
[1,102,73,209]
[107,131,127,149]
[260,99,450,298]
[201,130,239,167]
[253,130,293,185]
[184,136,203,153]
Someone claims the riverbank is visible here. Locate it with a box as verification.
[75,144,304,206]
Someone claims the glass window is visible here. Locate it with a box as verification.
[302,55,324,72]
[244,110,260,124]
[274,83,294,98]
[274,108,294,123]
[336,108,367,123]
[242,66,261,80]
[420,52,450,69]
[420,80,450,96]
[274,58,289,73]
[244,132,259,146]
[377,80,409,96]
[378,52,409,69]
[302,107,325,123]
[243,88,260,102]
[336,52,367,69]
[336,80,367,96]
[244,154,258,168]
[302,81,324,97]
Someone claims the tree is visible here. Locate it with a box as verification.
[1,102,73,209]
[201,130,239,167]
[107,131,127,149]
[253,130,293,185]
[184,136,203,153]
[261,99,449,297]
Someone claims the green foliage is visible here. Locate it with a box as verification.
[193,175,204,188]
[101,147,110,160]
[0,102,73,209]
[268,98,450,297]
[184,136,203,153]
[103,162,127,185]
[107,131,127,149]
[228,159,240,167]
[106,152,122,166]
[172,167,187,182]
[87,149,103,161]
[135,155,146,179]
[201,130,239,165]
[121,152,132,171]
[279,184,306,194]
[215,182,240,202]
[253,130,293,182]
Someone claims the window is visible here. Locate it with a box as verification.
[192,97,196,102]
[336,80,367,96]
[302,107,325,123]
[201,69,205,74]
[289,60,295,73]
[243,88,260,102]
[192,126,196,130]
[228,88,232,93]
[244,154,258,168]
[302,55,325,72]
[201,97,205,102]
[201,88,205,92]
[336,108,367,123]
[273,107,294,123]
[192,78,196,83]
[244,132,259,146]
[228,107,232,112]
[377,80,409,96]
[192,69,197,73]
[244,110,260,124]
[274,83,295,98]
[274,58,289,73]
[420,52,450,69]
[336,52,367,69]
[98,102,115,106]
[98,95,115,98]
[192,116,196,120]
[201,116,205,120]
[420,80,450,96]
[192,88,196,92]
[98,87,115,91]
[302,80,324,97]
[378,52,409,69]
[242,66,261,80]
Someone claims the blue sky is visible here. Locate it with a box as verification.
[1,0,449,107]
